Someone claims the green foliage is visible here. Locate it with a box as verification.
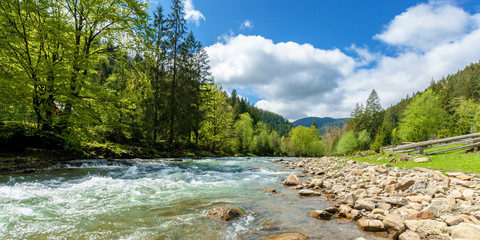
[336,131,358,155]
[282,126,326,157]
[357,129,371,151]
[398,89,448,142]
[233,113,254,153]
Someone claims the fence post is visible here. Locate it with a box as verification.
[473,126,478,152]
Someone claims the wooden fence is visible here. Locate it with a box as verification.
[390,132,480,155]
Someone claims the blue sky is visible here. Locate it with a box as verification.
[151,0,480,120]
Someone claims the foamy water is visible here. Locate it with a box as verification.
[0,157,385,240]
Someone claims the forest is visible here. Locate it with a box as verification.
[0,0,320,160]
[1,0,479,162]
[326,61,480,156]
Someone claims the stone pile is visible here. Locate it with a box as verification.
[280,157,480,240]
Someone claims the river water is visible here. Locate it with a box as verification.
[0,157,385,240]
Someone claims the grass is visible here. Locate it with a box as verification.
[352,148,480,173]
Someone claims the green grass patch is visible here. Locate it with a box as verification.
[352,150,480,173]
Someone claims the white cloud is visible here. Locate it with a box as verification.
[240,20,254,29]
[206,2,480,121]
[374,2,470,51]
[183,0,205,26]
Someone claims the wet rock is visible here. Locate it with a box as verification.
[265,232,307,240]
[448,223,480,239]
[413,157,431,163]
[310,210,332,220]
[324,206,339,215]
[339,204,352,217]
[207,206,242,221]
[284,173,301,186]
[399,230,421,240]
[298,189,321,196]
[347,209,363,220]
[404,219,447,235]
[357,218,385,232]
[264,189,279,194]
[354,199,376,211]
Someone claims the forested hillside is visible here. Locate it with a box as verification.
[293,117,348,134]
[0,0,325,161]
[331,61,480,155]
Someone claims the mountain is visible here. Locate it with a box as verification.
[293,117,349,134]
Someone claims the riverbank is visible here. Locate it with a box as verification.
[277,156,480,239]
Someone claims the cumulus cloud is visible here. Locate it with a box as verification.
[206,2,480,120]
[374,2,470,51]
[240,20,254,29]
[183,0,205,26]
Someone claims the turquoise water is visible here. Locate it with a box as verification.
[0,157,384,239]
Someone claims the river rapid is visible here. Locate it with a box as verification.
[0,157,383,240]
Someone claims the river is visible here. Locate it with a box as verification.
[0,157,385,239]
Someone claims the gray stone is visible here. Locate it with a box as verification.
[414,157,431,163]
[424,199,459,217]
[399,231,421,240]
[448,223,480,239]
[310,179,323,188]
[404,219,447,235]
[441,215,464,226]
[399,155,410,162]
[343,193,358,206]
[357,218,385,232]
[207,206,242,221]
[384,196,408,206]
[397,179,416,191]
[447,189,463,199]
[298,189,320,196]
[383,213,406,233]
[354,199,376,211]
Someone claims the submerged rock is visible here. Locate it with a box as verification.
[206,206,242,221]
[265,232,307,240]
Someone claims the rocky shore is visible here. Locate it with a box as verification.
[278,157,480,240]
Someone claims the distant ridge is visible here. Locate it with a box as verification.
[293,117,349,134]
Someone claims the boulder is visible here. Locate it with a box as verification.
[374,166,388,174]
[284,173,301,186]
[383,214,405,234]
[447,189,463,199]
[414,157,431,163]
[397,179,416,191]
[424,199,459,217]
[298,189,320,196]
[343,193,358,206]
[448,223,480,239]
[266,233,307,240]
[441,215,464,226]
[354,199,376,211]
[310,210,332,220]
[207,206,242,221]
[310,179,323,188]
[399,230,421,240]
[357,218,385,232]
[384,196,408,206]
[404,219,447,235]
[399,155,410,162]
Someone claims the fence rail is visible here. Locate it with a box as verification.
[391,132,480,155]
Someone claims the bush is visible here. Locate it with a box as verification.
[336,131,358,155]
